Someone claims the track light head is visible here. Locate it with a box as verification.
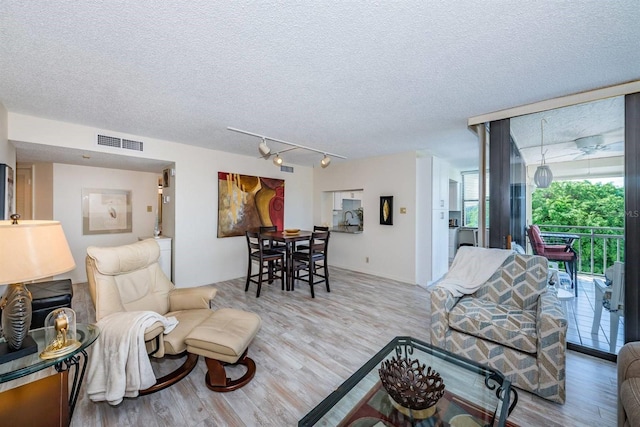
[273,154,283,166]
[320,154,331,168]
[258,139,271,158]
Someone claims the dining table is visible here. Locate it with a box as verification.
[260,230,313,291]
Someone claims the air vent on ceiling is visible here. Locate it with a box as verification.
[96,134,144,152]
[280,165,294,173]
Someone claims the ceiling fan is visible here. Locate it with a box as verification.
[573,135,624,159]
[544,129,624,162]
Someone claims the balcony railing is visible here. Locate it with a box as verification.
[534,224,624,276]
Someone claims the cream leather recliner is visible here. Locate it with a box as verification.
[86,238,261,393]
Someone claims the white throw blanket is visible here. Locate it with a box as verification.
[437,246,513,297]
[87,311,178,406]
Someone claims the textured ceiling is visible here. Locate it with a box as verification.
[1,1,639,171]
[511,96,625,165]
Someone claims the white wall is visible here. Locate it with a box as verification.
[0,103,14,167]
[313,151,418,284]
[53,164,159,283]
[8,113,314,287]
[168,143,313,287]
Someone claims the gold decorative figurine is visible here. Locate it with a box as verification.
[40,308,81,359]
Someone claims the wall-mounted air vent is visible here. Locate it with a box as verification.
[280,165,294,173]
[122,139,143,151]
[96,134,144,152]
[97,134,121,148]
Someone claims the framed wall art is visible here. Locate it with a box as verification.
[217,172,285,238]
[380,196,393,225]
[82,188,132,235]
[162,168,171,188]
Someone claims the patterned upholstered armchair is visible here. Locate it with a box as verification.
[430,253,567,404]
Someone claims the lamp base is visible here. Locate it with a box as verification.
[0,334,38,364]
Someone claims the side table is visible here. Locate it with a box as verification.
[0,323,99,426]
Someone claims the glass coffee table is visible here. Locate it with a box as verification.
[300,336,518,427]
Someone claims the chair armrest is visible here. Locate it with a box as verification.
[536,292,568,403]
[543,245,572,252]
[620,343,640,427]
[429,286,461,349]
[619,342,640,389]
[169,285,217,311]
[537,292,567,340]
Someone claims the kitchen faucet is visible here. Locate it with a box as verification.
[343,210,355,225]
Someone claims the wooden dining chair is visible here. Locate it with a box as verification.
[245,231,285,297]
[295,226,329,251]
[259,225,287,252]
[291,231,330,298]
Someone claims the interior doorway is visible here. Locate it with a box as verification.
[16,166,33,219]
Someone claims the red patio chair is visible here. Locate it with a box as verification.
[527,225,579,296]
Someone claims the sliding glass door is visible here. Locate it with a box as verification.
[486,94,636,359]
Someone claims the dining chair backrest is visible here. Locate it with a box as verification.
[246,231,263,253]
[527,225,545,255]
[313,225,329,232]
[310,231,330,255]
[258,226,285,250]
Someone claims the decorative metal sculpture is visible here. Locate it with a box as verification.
[379,355,445,418]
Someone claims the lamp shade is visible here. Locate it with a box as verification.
[534,165,553,188]
[0,220,76,284]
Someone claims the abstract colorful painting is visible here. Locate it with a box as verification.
[217,172,285,238]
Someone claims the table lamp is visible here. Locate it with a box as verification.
[0,215,75,363]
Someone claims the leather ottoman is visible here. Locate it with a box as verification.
[28,279,73,329]
[185,307,261,392]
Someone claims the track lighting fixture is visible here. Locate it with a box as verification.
[258,138,271,158]
[228,127,346,168]
[320,154,331,168]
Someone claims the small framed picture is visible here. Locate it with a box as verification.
[380,196,393,225]
[82,188,132,235]
[162,169,171,188]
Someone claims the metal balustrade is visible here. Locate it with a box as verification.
[530,224,624,276]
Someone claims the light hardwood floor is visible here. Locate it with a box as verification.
[66,267,616,427]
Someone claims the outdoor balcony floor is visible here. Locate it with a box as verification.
[563,274,622,354]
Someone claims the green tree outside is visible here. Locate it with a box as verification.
[531,180,624,275]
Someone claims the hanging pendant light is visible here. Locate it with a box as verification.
[534,119,553,188]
